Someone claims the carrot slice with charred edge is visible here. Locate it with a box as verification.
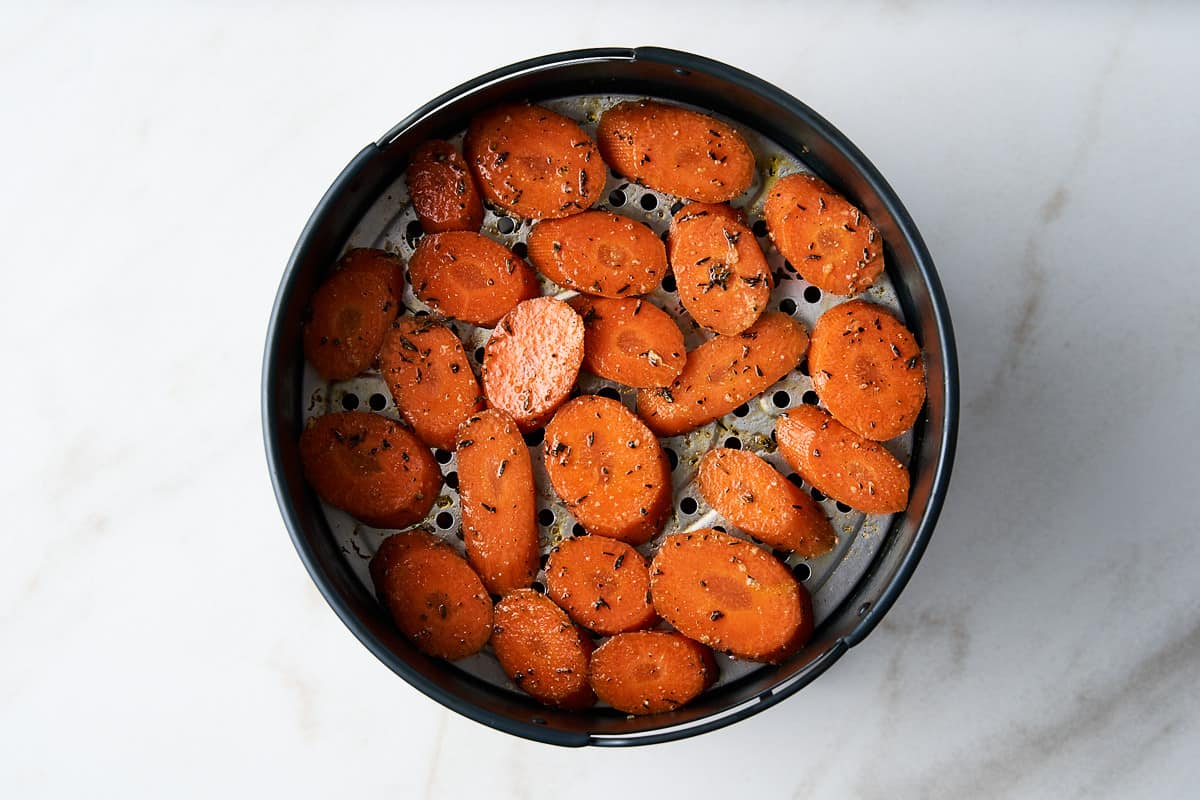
[589,631,717,715]
[567,296,685,389]
[697,448,835,558]
[543,395,671,545]
[636,312,808,437]
[774,405,910,514]
[597,101,755,202]
[369,530,493,660]
[669,211,772,335]
[302,249,402,380]
[299,411,442,529]
[379,317,484,451]
[406,140,484,234]
[526,211,668,297]
[808,299,926,441]
[491,589,596,710]
[650,529,813,663]
[464,104,604,220]
[482,297,585,432]
[456,409,538,596]
[544,535,657,635]
[408,231,538,327]
[764,173,884,296]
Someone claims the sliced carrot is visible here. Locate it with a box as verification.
[697,448,835,558]
[667,201,745,238]
[544,534,657,635]
[650,528,813,663]
[482,297,585,431]
[589,631,717,715]
[379,317,484,451]
[636,312,808,437]
[775,405,910,514]
[669,211,772,335]
[543,395,671,545]
[406,139,485,234]
[302,249,402,380]
[808,300,926,440]
[597,101,755,202]
[299,411,442,529]
[408,231,538,327]
[764,173,884,295]
[491,589,596,710]
[456,409,539,596]
[567,296,685,388]
[369,530,493,660]
[464,104,604,219]
[526,211,668,297]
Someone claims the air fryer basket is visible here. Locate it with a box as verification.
[262,47,958,747]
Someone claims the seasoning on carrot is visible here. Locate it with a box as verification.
[406,139,485,233]
[567,295,685,388]
[491,589,596,709]
[527,211,667,297]
[545,534,657,635]
[589,631,717,715]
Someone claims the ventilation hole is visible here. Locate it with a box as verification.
[810,488,826,502]
[445,471,459,490]
[804,286,822,303]
[802,390,819,406]
[732,403,750,418]
[597,386,620,401]
[836,501,853,513]
[340,393,359,411]
[799,358,809,376]
[752,219,768,237]
[783,260,797,274]
[436,511,453,529]
[669,200,684,216]
[512,241,528,259]
[774,548,793,560]
[750,535,763,545]
[532,581,546,594]
[792,562,811,581]
[611,170,624,181]
[679,496,698,515]
[772,390,790,408]
[779,298,797,315]
[660,229,669,243]
[405,220,424,247]
[662,274,677,293]
[572,522,585,537]
[474,346,485,363]
[538,508,554,526]
[497,216,516,235]
[665,448,679,471]
[609,189,626,207]
[638,193,657,211]
[712,525,726,533]
[786,472,803,488]
[434,448,452,465]
[858,602,871,617]
[523,428,544,447]
[539,553,550,569]
[723,436,741,450]
[368,393,388,411]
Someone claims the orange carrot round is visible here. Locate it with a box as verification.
[491,589,596,710]
[669,210,772,335]
[302,249,403,380]
[567,296,685,388]
[589,631,717,715]
[544,534,657,635]
[406,139,484,233]
[526,211,668,297]
[408,231,538,327]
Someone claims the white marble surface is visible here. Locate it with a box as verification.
[2,2,1198,797]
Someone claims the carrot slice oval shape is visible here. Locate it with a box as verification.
[491,589,596,710]
[669,210,772,335]
[379,317,484,451]
[302,248,403,380]
[406,139,484,233]
[650,529,813,663]
[774,405,910,514]
[408,231,538,327]
[764,173,884,296]
[299,411,442,529]
[545,535,657,635]
[456,409,539,596]
[465,104,605,220]
[526,211,668,297]
[589,631,717,715]
[369,530,493,660]
[697,448,835,558]
[636,312,808,437]
[808,299,926,441]
[482,297,585,432]
[567,296,685,389]
[597,101,755,202]
[543,395,672,545]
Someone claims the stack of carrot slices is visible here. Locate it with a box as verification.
[297,99,926,716]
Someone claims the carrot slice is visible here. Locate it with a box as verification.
[764,173,884,295]
[669,211,772,335]
[567,296,685,388]
[482,297,585,431]
[379,317,484,451]
[589,631,717,715]
[808,300,926,440]
[302,249,402,380]
[456,409,539,595]
[775,405,910,514]
[491,589,596,710]
[697,448,835,558]
[526,211,668,297]
[543,395,671,545]
[667,202,745,239]
[408,231,538,327]
[544,535,657,635]
[636,312,808,437]
[299,411,442,529]
[464,104,604,219]
[650,529,813,663]
[369,530,493,660]
[406,140,485,234]
[597,101,755,202]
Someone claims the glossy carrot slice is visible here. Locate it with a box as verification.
[406,139,485,233]
[303,249,403,380]
[491,589,596,709]
[408,231,538,327]
[544,534,657,635]
[526,211,668,297]
[669,211,772,335]
[567,296,685,388]
[589,631,717,715]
